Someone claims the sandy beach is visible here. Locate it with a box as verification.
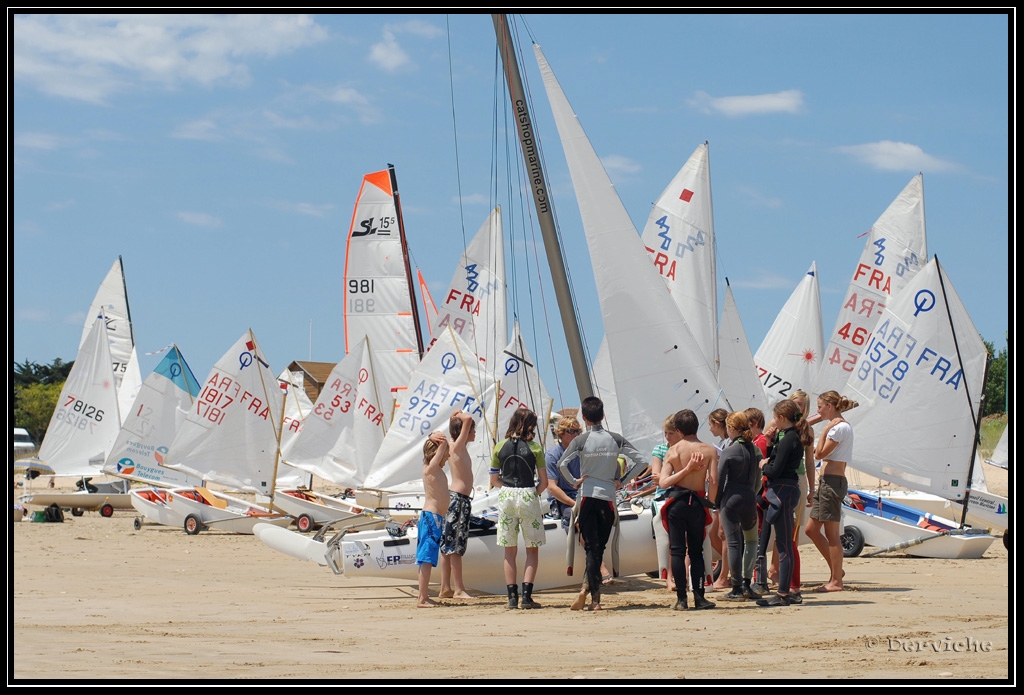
[12,467,1010,681]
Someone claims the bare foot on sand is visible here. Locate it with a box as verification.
[417,599,438,608]
[450,591,475,600]
[438,589,454,599]
[812,583,843,593]
[570,590,588,611]
[585,603,602,611]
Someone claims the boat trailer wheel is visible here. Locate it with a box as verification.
[100,503,115,518]
[297,514,315,533]
[184,513,204,535]
[133,517,143,531]
[841,525,865,558]
[71,507,84,517]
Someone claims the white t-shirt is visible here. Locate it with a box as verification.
[825,421,854,463]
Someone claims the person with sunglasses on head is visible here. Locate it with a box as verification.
[545,415,583,532]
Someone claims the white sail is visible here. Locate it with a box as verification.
[281,336,388,489]
[342,168,422,415]
[363,326,493,492]
[80,257,135,392]
[276,368,313,453]
[36,316,122,476]
[844,258,987,500]
[535,44,725,457]
[639,142,718,375]
[417,267,439,339]
[590,337,621,433]
[162,330,285,496]
[116,347,143,425]
[473,320,556,482]
[985,424,1008,469]
[754,262,824,408]
[817,174,928,396]
[428,207,507,370]
[718,281,769,413]
[102,345,204,488]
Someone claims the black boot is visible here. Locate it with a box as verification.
[723,581,746,601]
[743,579,762,600]
[520,582,541,609]
[692,588,716,610]
[506,583,519,610]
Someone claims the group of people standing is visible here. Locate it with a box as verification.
[648,389,858,609]
[414,389,856,611]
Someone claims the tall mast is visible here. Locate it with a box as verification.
[118,255,134,347]
[389,163,425,358]
[492,14,593,402]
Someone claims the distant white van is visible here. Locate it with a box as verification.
[13,427,36,453]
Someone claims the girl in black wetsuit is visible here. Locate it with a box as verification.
[713,411,760,601]
[756,399,804,607]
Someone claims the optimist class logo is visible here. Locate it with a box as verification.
[239,339,270,370]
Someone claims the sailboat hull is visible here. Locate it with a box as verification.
[257,504,660,595]
[273,489,386,531]
[20,491,133,513]
[166,488,291,535]
[843,490,996,559]
[130,488,184,528]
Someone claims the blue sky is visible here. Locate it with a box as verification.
[13,13,1011,411]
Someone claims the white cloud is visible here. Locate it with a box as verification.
[834,140,956,173]
[389,20,443,39]
[15,308,49,322]
[263,110,321,130]
[689,89,804,117]
[293,83,378,124]
[14,14,328,103]
[14,131,64,149]
[454,193,489,205]
[46,199,75,211]
[177,211,223,228]
[369,29,410,73]
[368,20,442,73]
[171,119,222,140]
[735,185,783,209]
[601,154,642,177]
[270,201,334,218]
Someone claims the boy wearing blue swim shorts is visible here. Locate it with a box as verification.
[418,431,450,608]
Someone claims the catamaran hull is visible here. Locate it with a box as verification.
[167,490,291,535]
[843,491,996,559]
[256,505,660,595]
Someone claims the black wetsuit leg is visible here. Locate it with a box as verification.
[770,482,801,594]
[667,494,706,600]
[578,497,614,593]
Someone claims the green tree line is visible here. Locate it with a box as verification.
[13,358,74,444]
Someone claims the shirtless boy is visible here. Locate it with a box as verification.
[417,431,450,608]
[439,411,477,601]
[659,409,719,611]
